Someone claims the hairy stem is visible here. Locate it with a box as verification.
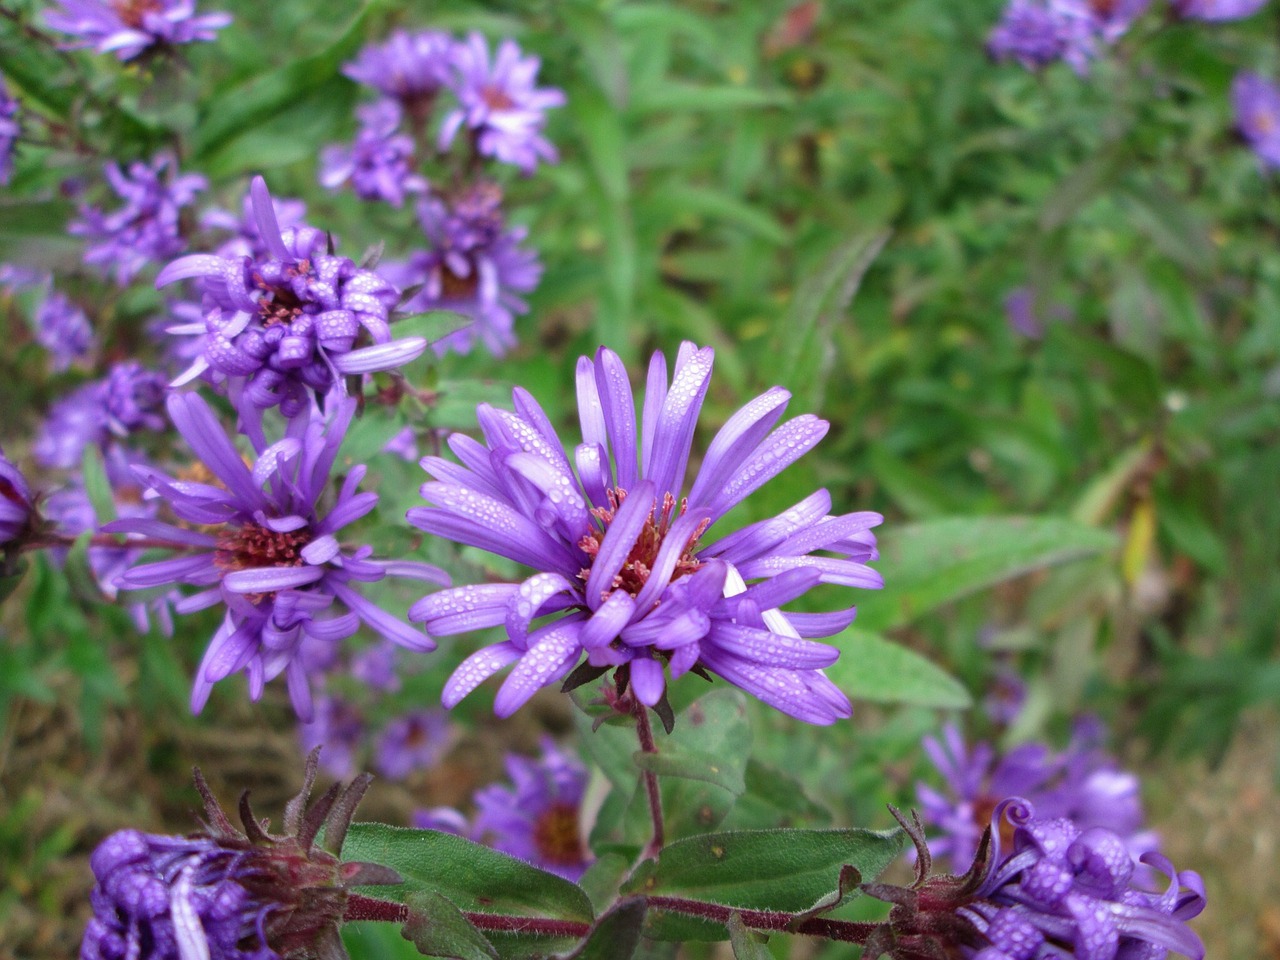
[632,697,664,859]
[344,894,592,938]
[644,895,878,944]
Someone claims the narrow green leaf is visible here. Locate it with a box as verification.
[825,629,971,709]
[342,824,595,923]
[402,892,498,960]
[631,82,790,113]
[563,899,647,960]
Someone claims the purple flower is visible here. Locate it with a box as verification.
[298,694,365,778]
[319,100,427,207]
[0,78,18,186]
[0,447,35,548]
[1055,0,1151,44]
[409,342,882,723]
[439,33,565,174]
[344,30,455,120]
[81,755,399,960]
[45,0,230,61]
[386,183,541,356]
[1172,0,1267,19]
[72,154,205,286]
[34,361,167,469]
[105,391,448,719]
[33,290,96,371]
[201,188,308,261]
[1234,71,1280,169]
[916,722,1159,875]
[158,177,429,418]
[351,640,402,691]
[988,0,1070,70]
[473,739,592,880]
[375,709,451,779]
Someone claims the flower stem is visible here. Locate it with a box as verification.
[643,895,878,944]
[632,696,664,859]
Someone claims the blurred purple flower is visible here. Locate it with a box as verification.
[381,425,419,462]
[351,640,401,692]
[1173,0,1267,19]
[386,183,541,356]
[0,78,18,185]
[45,0,230,61]
[376,709,451,779]
[158,177,428,418]
[33,290,96,371]
[34,361,167,469]
[297,694,365,778]
[72,153,205,286]
[439,33,565,173]
[988,0,1069,70]
[1056,0,1151,44]
[412,806,471,835]
[1234,71,1280,169]
[409,342,882,723]
[105,392,448,718]
[319,99,427,207]
[473,739,592,880]
[344,29,455,122]
[916,721,1159,875]
[0,447,35,548]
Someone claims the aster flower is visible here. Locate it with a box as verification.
[387,183,541,356]
[0,77,18,186]
[1233,71,1280,169]
[45,0,231,61]
[0,446,36,550]
[34,361,167,469]
[375,708,451,779]
[72,153,205,286]
[80,753,400,960]
[988,0,1070,71]
[916,722,1159,875]
[319,99,428,207]
[439,33,565,174]
[1172,0,1267,19]
[105,391,448,719]
[409,342,883,723]
[473,739,592,881]
[859,804,1206,960]
[33,290,96,371]
[343,29,455,122]
[158,177,429,418]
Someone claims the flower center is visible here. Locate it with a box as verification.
[480,86,516,111]
[111,0,162,29]
[531,801,584,867]
[214,522,310,573]
[439,261,480,300]
[254,261,313,327]
[576,489,709,600]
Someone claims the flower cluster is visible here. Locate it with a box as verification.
[34,361,167,469]
[72,153,206,286]
[409,343,882,724]
[32,289,97,372]
[105,391,447,718]
[415,738,592,881]
[159,177,428,419]
[319,100,427,207]
[45,0,231,61]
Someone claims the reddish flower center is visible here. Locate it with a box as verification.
[111,0,162,29]
[439,261,480,300]
[480,86,516,111]
[214,522,310,573]
[576,489,710,599]
[531,801,584,867]
[255,262,312,327]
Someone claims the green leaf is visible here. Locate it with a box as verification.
[577,853,632,914]
[825,629,970,708]
[81,445,117,526]
[562,899,647,960]
[727,914,772,960]
[402,892,498,960]
[342,824,595,924]
[393,310,474,343]
[631,82,790,113]
[655,183,788,245]
[634,746,746,796]
[623,827,903,941]
[854,516,1119,631]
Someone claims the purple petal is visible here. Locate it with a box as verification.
[223,565,324,593]
[443,641,522,707]
[631,656,665,706]
[585,479,654,608]
[703,415,829,521]
[411,583,519,633]
[493,620,583,717]
[593,348,639,489]
[643,345,713,497]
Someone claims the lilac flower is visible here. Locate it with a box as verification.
[376,709,451,779]
[473,739,592,880]
[158,177,428,418]
[387,183,542,356]
[1172,0,1267,19]
[81,755,399,960]
[0,78,18,186]
[988,0,1070,71]
[860,804,1206,960]
[34,361,167,469]
[298,694,365,778]
[0,447,35,548]
[319,100,427,207]
[409,342,883,723]
[105,392,448,719]
[1234,71,1280,169]
[344,30,455,120]
[33,291,96,371]
[72,154,205,286]
[45,0,230,61]
[439,33,565,173]
[916,722,1159,875]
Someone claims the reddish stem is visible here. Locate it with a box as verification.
[632,697,664,859]
[343,894,591,938]
[643,895,878,944]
